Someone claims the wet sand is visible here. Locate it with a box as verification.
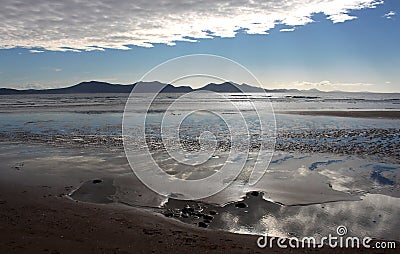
[0,180,263,254]
[0,180,398,254]
[1,93,399,253]
[278,111,400,119]
[0,143,398,253]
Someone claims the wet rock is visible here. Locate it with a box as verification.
[164,212,174,218]
[193,212,204,218]
[209,210,218,215]
[203,219,211,224]
[194,205,204,213]
[235,202,248,208]
[203,214,214,221]
[198,221,208,228]
[250,191,260,197]
[14,162,24,170]
[181,213,189,218]
[182,206,194,214]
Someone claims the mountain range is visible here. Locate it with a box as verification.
[0,81,318,95]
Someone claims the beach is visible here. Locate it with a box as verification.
[0,92,399,253]
[1,187,395,254]
[0,179,265,254]
[0,159,397,254]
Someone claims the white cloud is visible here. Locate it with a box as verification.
[19,83,47,89]
[327,13,358,23]
[296,80,332,86]
[383,11,396,19]
[292,80,379,91]
[0,0,383,52]
[295,80,376,86]
[29,49,44,53]
[280,27,296,32]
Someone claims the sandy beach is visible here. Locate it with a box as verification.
[0,141,398,253]
[0,180,263,254]
[0,92,399,253]
[0,179,398,254]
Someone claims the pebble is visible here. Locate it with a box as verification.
[198,221,208,228]
[250,191,260,197]
[235,202,248,208]
[203,214,214,221]
[209,210,218,215]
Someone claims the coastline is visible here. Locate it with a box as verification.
[0,180,398,254]
[0,180,261,254]
[0,95,399,253]
[0,142,398,253]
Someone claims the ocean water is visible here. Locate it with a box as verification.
[0,91,399,113]
[0,92,399,134]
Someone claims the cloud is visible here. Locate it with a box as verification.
[0,0,383,52]
[19,83,47,89]
[383,11,396,19]
[280,27,296,32]
[292,80,379,91]
[295,80,376,86]
[297,80,332,86]
[29,50,44,53]
[327,13,358,23]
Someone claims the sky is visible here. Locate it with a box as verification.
[0,0,399,92]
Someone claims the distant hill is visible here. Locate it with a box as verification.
[0,81,321,95]
[133,81,193,93]
[61,81,133,93]
[0,81,133,95]
[198,82,265,93]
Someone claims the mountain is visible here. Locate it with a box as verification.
[0,81,193,95]
[54,81,134,93]
[198,82,265,93]
[0,81,321,95]
[0,81,133,95]
[61,81,133,93]
[133,81,193,93]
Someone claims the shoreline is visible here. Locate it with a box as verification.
[0,181,398,254]
[277,111,400,119]
[0,181,255,253]
[0,142,398,253]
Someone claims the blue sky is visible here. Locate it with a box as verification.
[0,0,399,92]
